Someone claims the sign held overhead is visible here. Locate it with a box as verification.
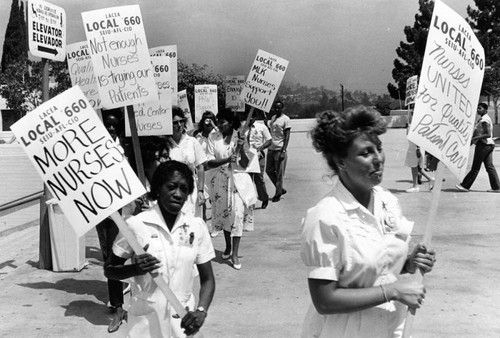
[407,0,485,180]
[81,5,157,109]
[240,50,288,113]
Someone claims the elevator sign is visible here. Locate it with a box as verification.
[28,0,66,61]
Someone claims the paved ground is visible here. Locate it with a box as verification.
[1,128,500,337]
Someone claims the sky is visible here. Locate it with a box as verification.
[0,0,475,95]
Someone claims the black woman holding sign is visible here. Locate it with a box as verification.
[300,106,436,337]
[105,161,216,337]
[206,108,257,270]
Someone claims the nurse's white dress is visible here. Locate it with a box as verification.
[300,176,414,338]
[113,203,215,337]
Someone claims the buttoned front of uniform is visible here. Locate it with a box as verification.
[112,203,215,337]
[300,176,414,337]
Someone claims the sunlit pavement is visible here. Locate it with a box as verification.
[1,128,499,337]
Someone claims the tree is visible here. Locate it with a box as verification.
[1,0,27,73]
[388,0,434,101]
[0,59,71,115]
[467,1,500,122]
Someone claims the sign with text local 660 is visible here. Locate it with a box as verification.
[408,0,484,180]
[66,41,102,110]
[28,0,66,61]
[240,50,288,113]
[10,86,146,236]
[81,5,157,109]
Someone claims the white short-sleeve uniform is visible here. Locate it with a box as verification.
[168,134,207,216]
[300,176,414,338]
[112,203,215,338]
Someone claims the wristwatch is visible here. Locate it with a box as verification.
[196,306,208,316]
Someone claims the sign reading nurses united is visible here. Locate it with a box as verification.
[28,0,66,61]
[408,0,485,180]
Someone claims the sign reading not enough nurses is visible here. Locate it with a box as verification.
[81,5,157,109]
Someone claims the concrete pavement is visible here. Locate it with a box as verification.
[1,128,500,337]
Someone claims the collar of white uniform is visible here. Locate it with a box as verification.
[141,202,190,234]
[331,175,382,213]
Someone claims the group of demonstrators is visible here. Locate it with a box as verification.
[96,100,292,335]
[93,101,441,337]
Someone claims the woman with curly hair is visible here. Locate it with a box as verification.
[300,106,436,337]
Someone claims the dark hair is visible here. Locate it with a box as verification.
[102,108,124,134]
[172,106,185,120]
[478,102,488,110]
[195,111,216,135]
[149,160,194,200]
[311,106,387,172]
[274,100,284,107]
[217,107,240,130]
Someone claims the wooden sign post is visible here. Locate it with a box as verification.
[10,86,187,317]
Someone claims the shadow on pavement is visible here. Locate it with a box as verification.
[62,300,111,326]
[212,249,237,268]
[18,279,108,303]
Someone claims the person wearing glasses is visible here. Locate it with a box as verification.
[266,100,291,202]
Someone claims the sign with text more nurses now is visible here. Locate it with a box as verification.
[28,0,66,61]
[81,5,157,109]
[407,0,484,180]
[240,50,288,113]
[10,86,146,237]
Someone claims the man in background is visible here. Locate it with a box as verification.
[266,100,291,202]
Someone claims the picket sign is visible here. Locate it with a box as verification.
[402,162,445,338]
[402,0,485,335]
[110,211,187,318]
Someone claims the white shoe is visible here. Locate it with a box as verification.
[455,184,469,192]
[406,187,419,193]
[429,178,436,191]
